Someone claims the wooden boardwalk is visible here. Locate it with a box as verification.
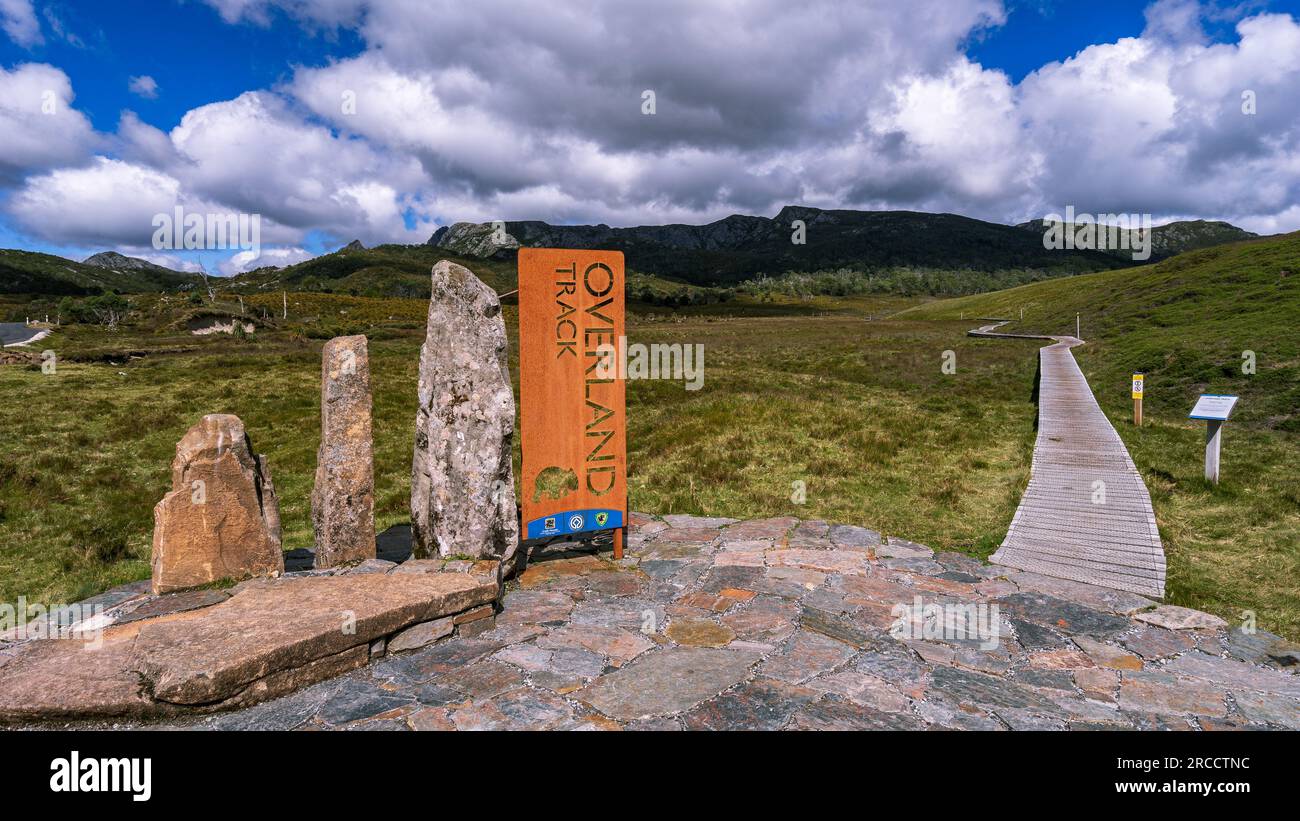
[971,322,1166,598]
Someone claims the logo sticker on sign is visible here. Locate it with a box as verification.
[518,249,628,543]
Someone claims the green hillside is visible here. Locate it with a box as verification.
[0,250,201,295]
[225,242,714,305]
[905,233,1300,634]
[1013,218,1259,262]
[904,232,1300,430]
[225,244,517,297]
[437,207,1128,286]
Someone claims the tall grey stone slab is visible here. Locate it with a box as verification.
[411,260,519,574]
[312,334,376,568]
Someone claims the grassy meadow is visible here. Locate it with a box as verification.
[905,232,1300,639]
[0,290,1045,612]
[1,234,1296,641]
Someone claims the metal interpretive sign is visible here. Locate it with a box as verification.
[1190,394,1239,485]
[517,248,628,551]
[1189,394,1238,422]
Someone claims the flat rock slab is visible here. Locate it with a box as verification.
[575,646,761,720]
[0,572,495,722]
[0,635,165,723]
[1134,605,1228,631]
[665,617,735,647]
[135,573,496,705]
[19,513,1293,732]
[114,589,231,625]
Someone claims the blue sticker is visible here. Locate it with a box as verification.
[526,508,624,540]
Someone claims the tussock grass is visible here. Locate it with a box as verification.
[3,244,1296,641]
[906,232,1300,638]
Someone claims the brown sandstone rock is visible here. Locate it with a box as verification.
[150,414,283,594]
[411,260,519,573]
[311,335,376,567]
[388,616,455,653]
[0,572,496,723]
[133,572,497,705]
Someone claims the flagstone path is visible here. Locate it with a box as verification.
[61,515,1297,731]
[970,322,1166,598]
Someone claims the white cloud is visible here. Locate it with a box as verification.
[219,245,313,275]
[9,0,1300,256]
[0,63,99,184]
[169,91,430,243]
[271,0,1300,231]
[201,0,365,27]
[125,251,206,272]
[1018,10,1300,223]
[8,158,185,248]
[0,0,41,47]
[128,75,159,99]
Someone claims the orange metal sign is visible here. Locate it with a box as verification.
[518,248,627,542]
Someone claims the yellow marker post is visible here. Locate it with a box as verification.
[1131,373,1144,426]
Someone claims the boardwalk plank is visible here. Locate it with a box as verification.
[971,324,1166,598]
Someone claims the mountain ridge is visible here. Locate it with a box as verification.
[1012,218,1258,261]
[0,208,1262,297]
[0,249,201,296]
[427,206,1130,285]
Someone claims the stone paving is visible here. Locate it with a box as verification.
[67,515,1300,730]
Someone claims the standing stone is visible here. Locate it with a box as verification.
[151,414,283,594]
[311,335,376,568]
[411,260,519,573]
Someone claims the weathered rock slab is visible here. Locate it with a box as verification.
[150,414,283,594]
[576,647,760,720]
[410,260,519,572]
[1134,605,1228,631]
[0,571,496,723]
[388,617,455,654]
[312,335,376,568]
[133,572,496,705]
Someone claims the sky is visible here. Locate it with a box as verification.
[1,0,1299,275]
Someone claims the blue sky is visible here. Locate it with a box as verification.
[0,1,364,132]
[2,0,1299,274]
[968,0,1295,80]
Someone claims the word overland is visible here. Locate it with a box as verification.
[554,260,618,494]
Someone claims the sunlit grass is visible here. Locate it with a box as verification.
[2,276,1296,639]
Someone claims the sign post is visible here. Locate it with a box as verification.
[517,248,628,558]
[1188,394,1238,485]
[1131,373,1144,426]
